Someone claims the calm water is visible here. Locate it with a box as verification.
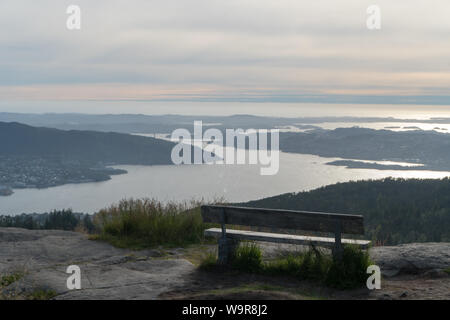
[2,152,450,215]
[2,101,450,215]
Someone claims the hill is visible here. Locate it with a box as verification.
[241,178,450,245]
[279,127,450,170]
[0,122,178,191]
[0,121,175,165]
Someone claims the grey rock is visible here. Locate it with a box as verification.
[2,228,449,300]
[0,227,195,300]
[423,269,449,279]
[369,242,450,277]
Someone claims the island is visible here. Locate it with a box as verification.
[0,185,13,196]
[325,160,425,170]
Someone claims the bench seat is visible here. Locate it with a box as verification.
[205,227,371,249]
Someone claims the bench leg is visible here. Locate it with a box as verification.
[332,243,343,261]
[333,222,343,261]
[218,237,240,265]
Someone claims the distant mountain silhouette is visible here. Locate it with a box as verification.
[0,121,175,165]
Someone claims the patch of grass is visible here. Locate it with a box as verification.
[444,267,450,275]
[232,242,263,273]
[0,272,25,287]
[0,272,57,300]
[27,289,57,300]
[264,247,333,282]
[92,198,207,249]
[200,242,371,290]
[199,251,218,271]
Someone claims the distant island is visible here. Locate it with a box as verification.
[279,127,450,171]
[326,160,425,170]
[3,112,450,134]
[0,185,13,196]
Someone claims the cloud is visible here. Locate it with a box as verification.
[1,0,450,102]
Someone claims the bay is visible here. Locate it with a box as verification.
[2,101,450,215]
[1,152,449,215]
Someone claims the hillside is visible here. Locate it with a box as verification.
[279,127,450,170]
[0,121,175,165]
[0,122,179,191]
[241,178,450,245]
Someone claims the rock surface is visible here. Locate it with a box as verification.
[0,228,195,300]
[370,242,450,277]
[1,227,449,300]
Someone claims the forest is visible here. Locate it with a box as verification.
[242,178,450,245]
[0,210,95,233]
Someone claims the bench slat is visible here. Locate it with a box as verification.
[204,228,370,249]
[201,205,364,235]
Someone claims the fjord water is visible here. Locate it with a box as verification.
[2,101,450,215]
[2,152,450,215]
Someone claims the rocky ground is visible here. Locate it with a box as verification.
[0,227,449,300]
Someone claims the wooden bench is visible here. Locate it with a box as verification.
[201,205,370,264]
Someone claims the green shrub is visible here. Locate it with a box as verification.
[232,242,263,273]
[301,248,333,281]
[325,245,373,289]
[93,198,206,248]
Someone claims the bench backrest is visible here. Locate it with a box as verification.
[201,205,364,235]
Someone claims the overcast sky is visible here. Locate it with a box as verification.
[1,0,450,104]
